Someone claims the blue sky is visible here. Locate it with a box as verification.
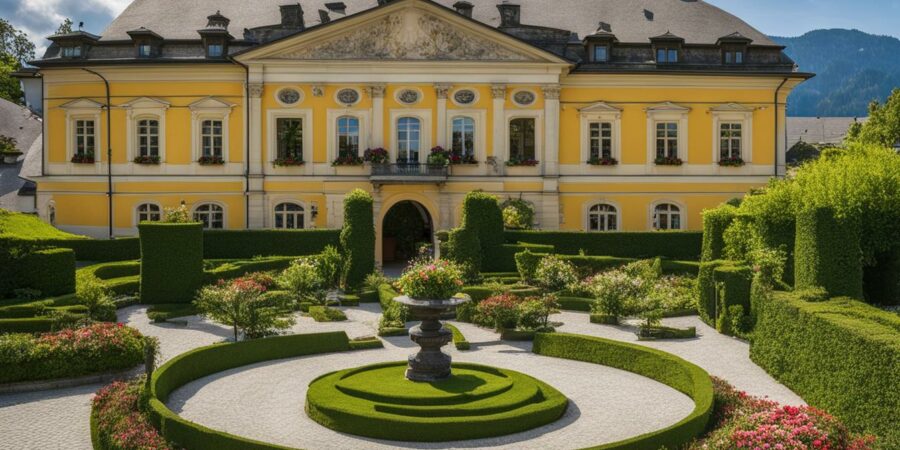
[1,0,897,56]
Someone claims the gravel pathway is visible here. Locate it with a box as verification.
[168,336,695,450]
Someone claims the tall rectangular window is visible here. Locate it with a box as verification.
[75,119,95,156]
[201,120,223,157]
[336,116,359,158]
[397,117,421,163]
[589,122,612,160]
[720,122,743,159]
[137,119,159,157]
[593,45,608,62]
[509,118,536,161]
[276,118,303,160]
[451,117,475,158]
[655,122,679,159]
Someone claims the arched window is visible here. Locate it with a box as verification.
[137,203,161,223]
[274,203,305,229]
[137,119,159,157]
[337,116,360,158]
[653,203,682,230]
[451,116,475,159]
[193,203,224,230]
[397,117,421,163]
[588,204,618,231]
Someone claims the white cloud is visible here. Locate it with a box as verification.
[3,0,130,56]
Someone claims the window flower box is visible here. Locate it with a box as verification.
[133,155,160,165]
[587,156,619,166]
[654,156,683,166]
[449,153,478,165]
[363,147,389,164]
[331,155,364,166]
[505,158,539,167]
[198,155,225,165]
[273,156,306,167]
[427,146,450,166]
[718,157,745,167]
[71,153,95,164]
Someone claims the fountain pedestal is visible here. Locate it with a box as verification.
[395,295,470,382]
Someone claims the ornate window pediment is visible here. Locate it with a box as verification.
[579,102,622,114]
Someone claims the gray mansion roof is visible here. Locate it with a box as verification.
[35,0,808,76]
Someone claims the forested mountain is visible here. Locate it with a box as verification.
[771,29,900,117]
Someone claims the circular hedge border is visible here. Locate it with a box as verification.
[115,330,713,450]
[305,361,568,442]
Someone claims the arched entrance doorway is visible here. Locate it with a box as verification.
[381,200,433,266]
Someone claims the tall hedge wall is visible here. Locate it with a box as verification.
[713,264,752,335]
[18,248,76,296]
[751,292,900,446]
[701,205,737,262]
[696,261,725,325]
[202,230,341,259]
[340,189,375,289]
[42,237,140,262]
[863,248,900,305]
[446,227,481,273]
[503,231,702,260]
[794,207,863,299]
[139,223,204,304]
[461,191,504,251]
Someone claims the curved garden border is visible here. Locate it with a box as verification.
[102,331,713,450]
[533,332,714,450]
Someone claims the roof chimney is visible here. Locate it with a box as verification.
[319,9,331,23]
[454,1,474,18]
[206,11,230,30]
[280,4,305,29]
[497,1,520,27]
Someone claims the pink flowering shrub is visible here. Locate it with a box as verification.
[0,323,148,384]
[395,259,465,300]
[693,377,876,450]
[195,276,294,341]
[92,376,172,450]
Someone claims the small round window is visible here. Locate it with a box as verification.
[512,90,536,107]
[277,88,302,105]
[397,88,421,105]
[336,88,360,106]
[453,89,477,106]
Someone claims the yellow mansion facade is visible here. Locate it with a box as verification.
[30,0,810,261]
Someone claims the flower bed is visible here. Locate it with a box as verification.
[71,153,95,164]
[587,156,619,166]
[132,155,161,165]
[505,157,539,167]
[363,147,388,164]
[0,323,148,384]
[331,154,364,166]
[92,376,173,450]
[717,156,745,167]
[655,156,684,166]
[197,155,225,165]
[273,156,305,167]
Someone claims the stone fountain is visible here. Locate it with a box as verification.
[395,294,470,381]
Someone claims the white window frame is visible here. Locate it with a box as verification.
[711,103,754,164]
[649,200,686,231]
[123,97,170,163]
[579,102,622,164]
[504,109,544,165]
[389,109,432,164]
[326,109,370,162]
[189,97,235,164]
[446,110,486,163]
[267,108,314,173]
[60,99,104,163]
[135,202,162,225]
[272,201,308,230]
[192,202,226,230]
[646,103,690,166]
[584,201,621,232]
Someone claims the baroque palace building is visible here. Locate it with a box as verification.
[30,0,810,263]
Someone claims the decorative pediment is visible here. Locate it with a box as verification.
[121,97,170,110]
[60,98,104,110]
[645,102,691,113]
[710,103,754,112]
[188,97,236,112]
[580,102,622,113]
[240,1,565,64]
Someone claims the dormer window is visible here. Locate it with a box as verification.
[128,28,162,59]
[48,30,98,60]
[593,45,609,62]
[717,33,752,66]
[584,22,616,63]
[207,43,224,58]
[657,48,678,63]
[650,31,684,65]
[724,49,744,64]
[138,44,153,57]
[198,11,233,59]
[61,46,82,58]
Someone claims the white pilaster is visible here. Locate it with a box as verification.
[368,84,386,148]
[248,83,264,175]
[542,84,561,177]
[435,84,451,147]
[491,84,506,168]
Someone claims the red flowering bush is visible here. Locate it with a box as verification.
[195,276,294,341]
[93,376,173,450]
[693,377,876,450]
[476,293,522,330]
[0,323,148,384]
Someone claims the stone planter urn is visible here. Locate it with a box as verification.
[2,152,22,164]
[395,294,470,382]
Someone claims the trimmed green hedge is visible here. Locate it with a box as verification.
[713,264,752,335]
[443,323,470,350]
[864,248,900,305]
[202,230,340,259]
[148,332,352,450]
[533,333,713,449]
[795,207,864,299]
[446,227,482,273]
[44,237,140,262]
[79,261,141,296]
[518,252,700,278]
[504,230,703,260]
[139,223,204,304]
[341,190,375,289]
[461,191,504,252]
[484,242,554,273]
[701,206,737,262]
[558,296,594,312]
[18,248,76,296]
[751,292,900,446]
[697,261,725,325]
[202,257,295,284]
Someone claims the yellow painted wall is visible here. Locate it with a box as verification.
[559,193,740,232]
